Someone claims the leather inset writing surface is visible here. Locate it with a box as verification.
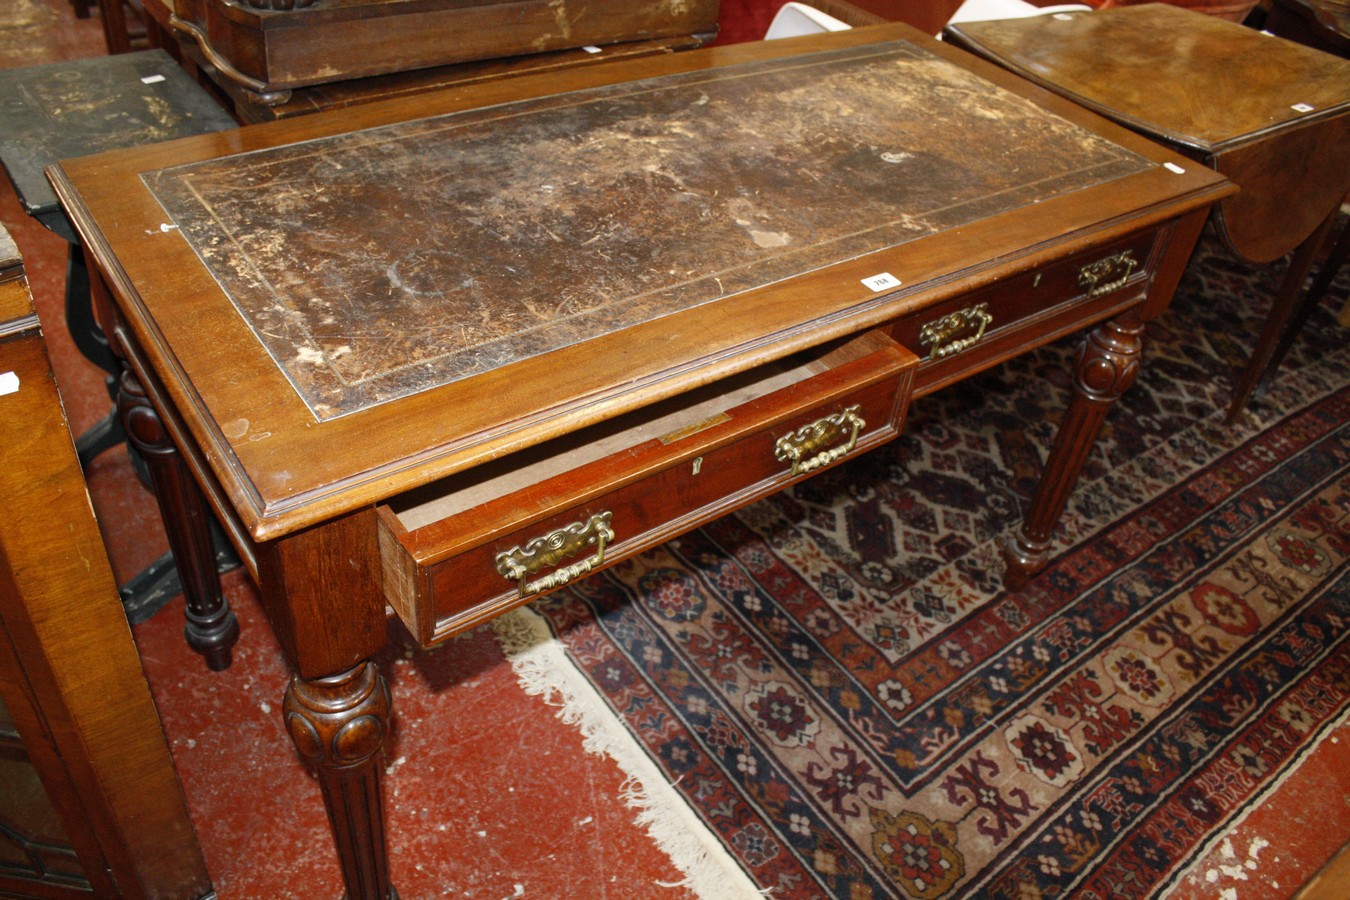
[144,42,1149,420]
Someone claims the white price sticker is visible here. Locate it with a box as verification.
[1291,103,1314,113]
[862,272,901,292]
[0,372,19,396]
[141,74,166,85]
[1164,162,1186,174]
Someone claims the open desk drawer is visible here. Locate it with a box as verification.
[378,330,917,646]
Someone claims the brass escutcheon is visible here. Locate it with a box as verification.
[774,405,865,476]
[1077,250,1138,298]
[496,511,615,599]
[918,303,993,360]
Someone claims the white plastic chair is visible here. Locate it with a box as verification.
[764,2,853,40]
[945,0,1092,28]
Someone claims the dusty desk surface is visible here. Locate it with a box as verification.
[52,23,1228,540]
[0,50,234,236]
[144,41,1148,420]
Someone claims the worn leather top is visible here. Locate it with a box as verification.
[145,41,1147,419]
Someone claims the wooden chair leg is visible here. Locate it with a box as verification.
[97,0,133,54]
[1257,212,1350,396]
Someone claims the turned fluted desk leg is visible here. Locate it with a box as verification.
[1005,314,1144,588]
[117,368,240,670]
[284,662,396,900]
[1226,209,1339,423]
[257,508,395,899]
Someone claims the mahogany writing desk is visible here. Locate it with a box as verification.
[50,23,1230,898]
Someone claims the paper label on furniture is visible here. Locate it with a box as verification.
[141,74,166,84]
[1164,162,1186,174]
[862,273,901,291]
[1291,103,1314,112]
[0,372,18,396]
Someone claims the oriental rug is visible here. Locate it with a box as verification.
[496,232,1350,899]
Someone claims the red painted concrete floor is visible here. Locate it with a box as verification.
[3,2,1347,898]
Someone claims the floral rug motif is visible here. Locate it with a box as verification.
[507,233,1350,898]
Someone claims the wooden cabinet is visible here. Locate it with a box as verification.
[165,0,721,96]
[0,227,211,899]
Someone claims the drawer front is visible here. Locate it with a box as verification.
[379,332,917,645]
[892,227,1164,392]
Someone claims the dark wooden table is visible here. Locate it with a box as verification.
[157,0,720,105]
[51,23,1231,898]
[945,3,1350,420]
[138,0,718,125]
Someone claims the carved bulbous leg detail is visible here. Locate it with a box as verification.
[283,663,390,771]
[284,663,395,900]
[1005,316,1144,588]
[117,369,239,669]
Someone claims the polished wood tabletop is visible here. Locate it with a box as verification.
[50,22,1231,898]
[946,3,1350,263]
[946,4,1350,420]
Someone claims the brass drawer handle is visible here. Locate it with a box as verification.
[1078,250,1138,298]
[919,302,993,360]
[775,405,865,476]
[496,511,615,599]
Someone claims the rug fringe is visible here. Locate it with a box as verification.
[493,607,770,899]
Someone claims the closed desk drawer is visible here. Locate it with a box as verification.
[378,330,917,646]
[894,227,1164,392]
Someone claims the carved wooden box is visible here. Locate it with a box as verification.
[170,0,721,96]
